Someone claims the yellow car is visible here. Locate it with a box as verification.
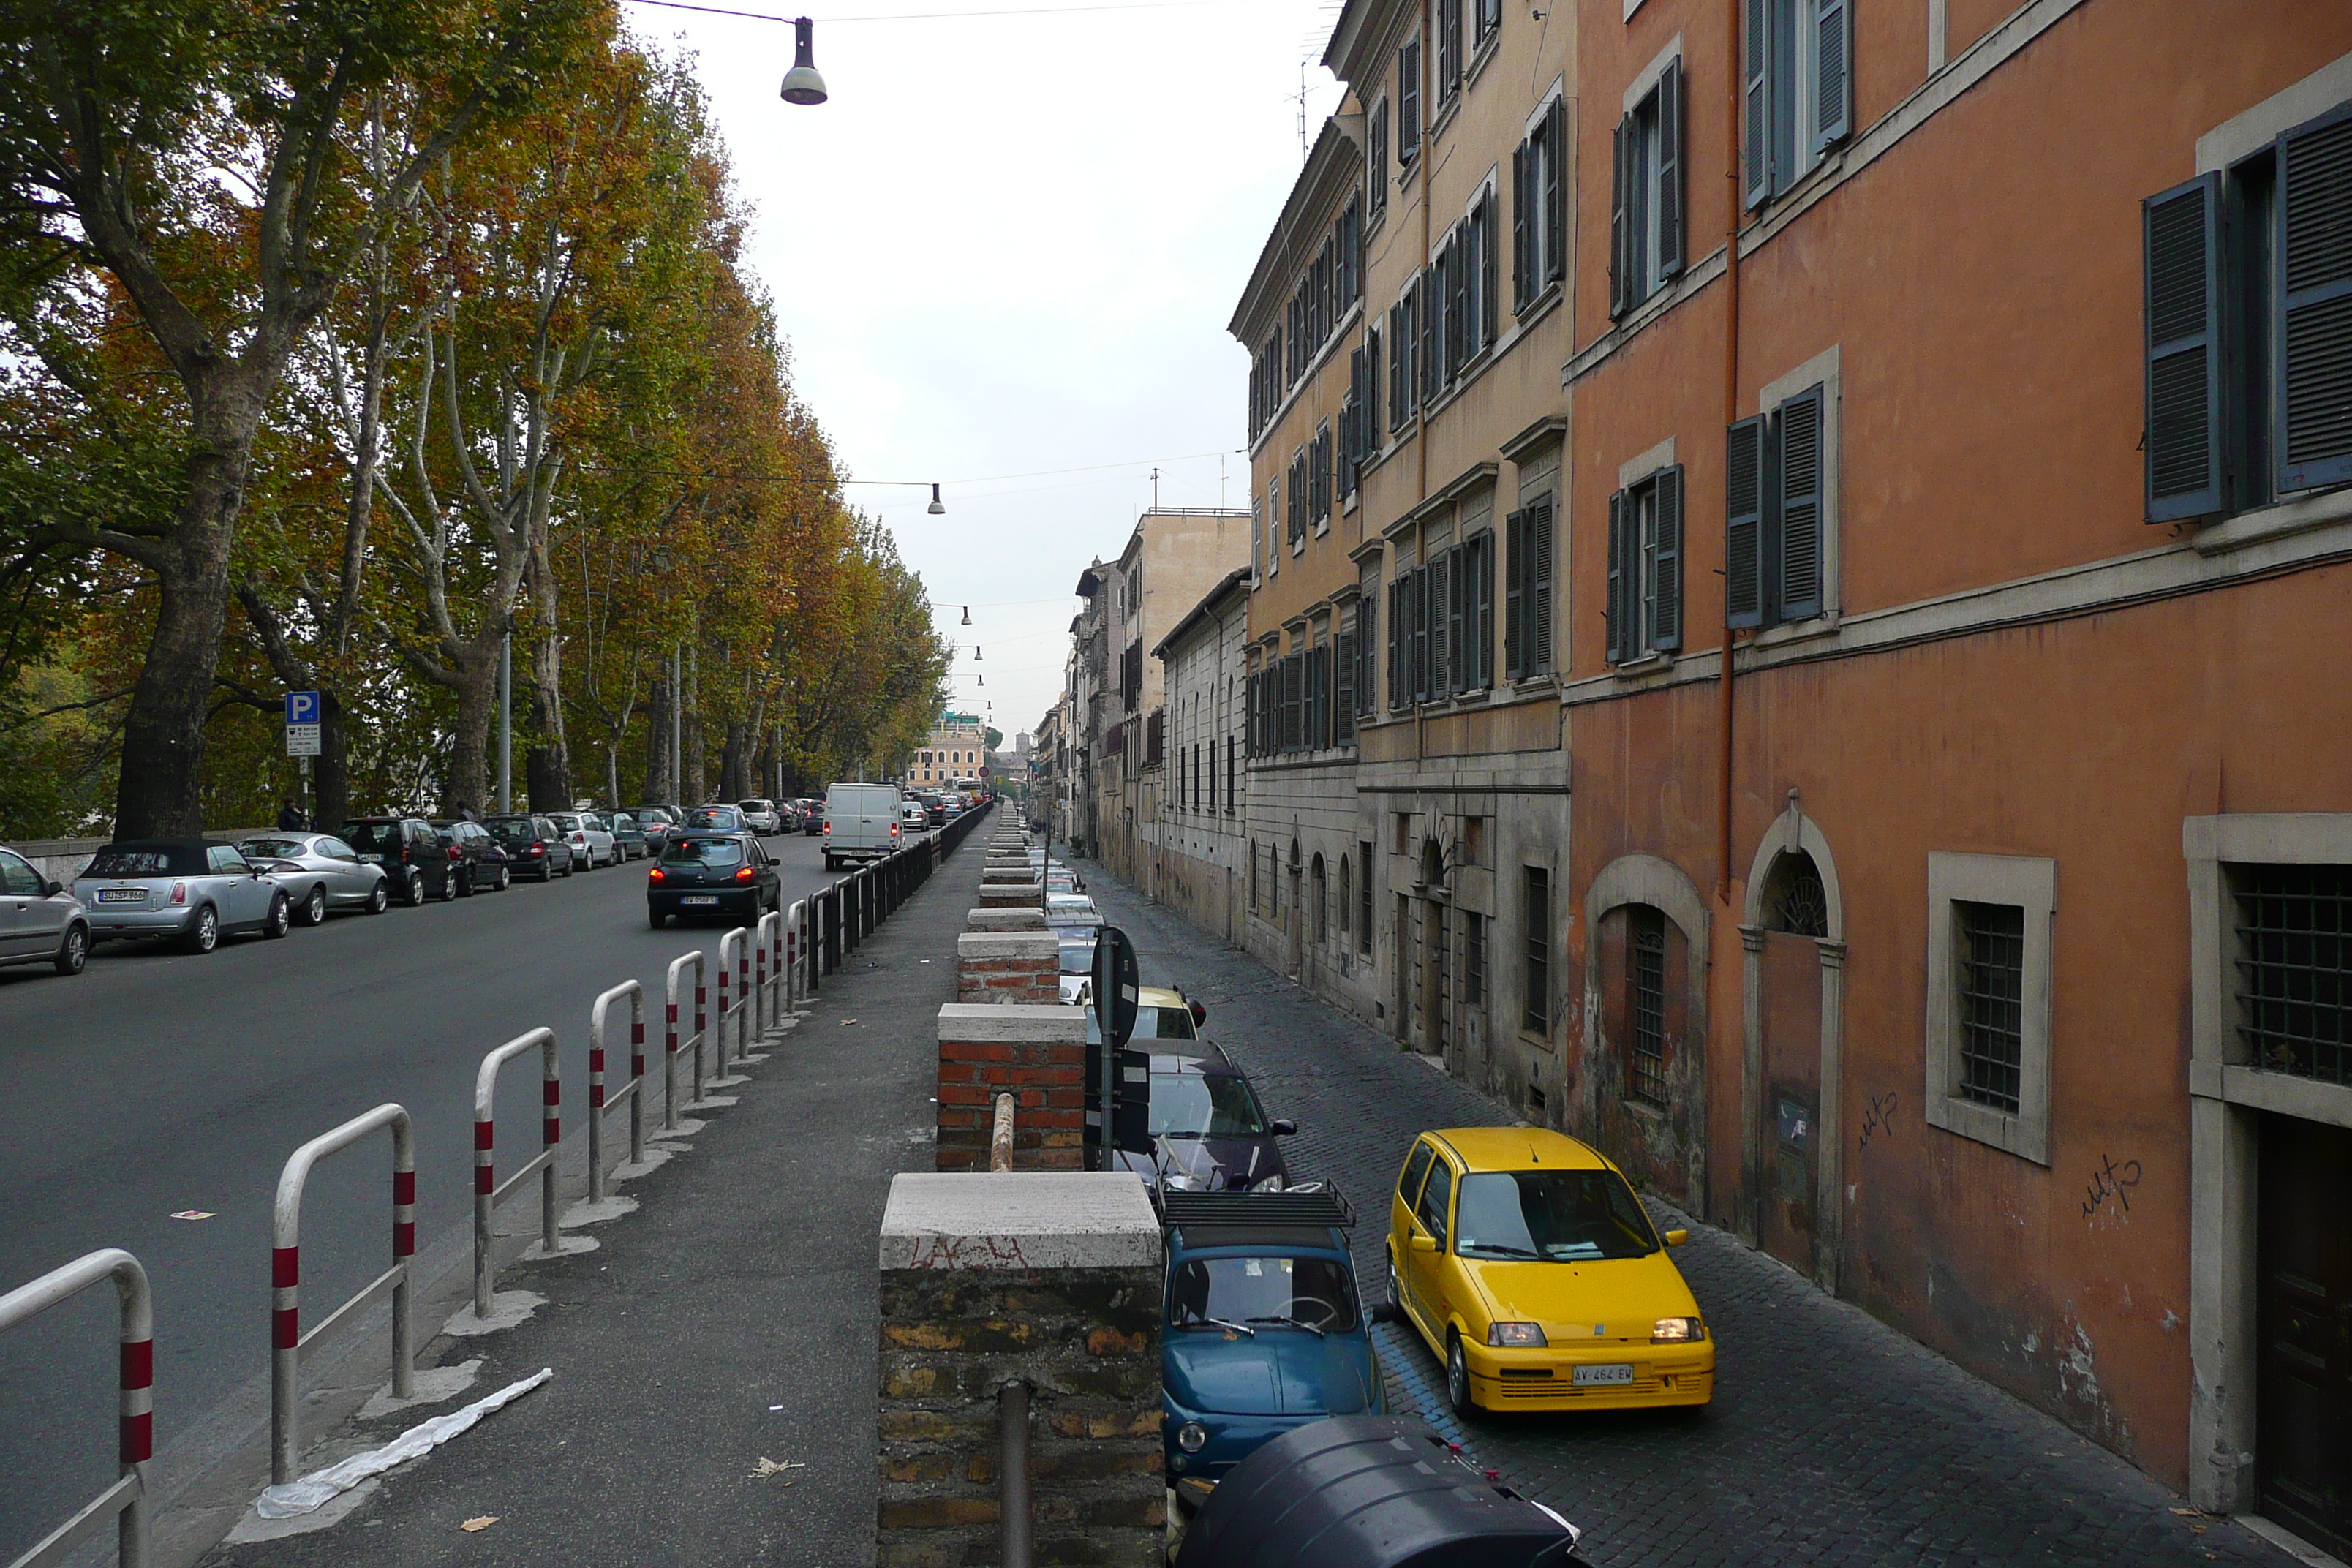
[1386,1127,1714,1417]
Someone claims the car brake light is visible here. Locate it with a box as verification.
[822,822,830,834]
[649,867,666,882]
[170,881,186,905]
[529,842,544,856]
[735,865,755,882]
[891,822,901,837]
[448,845,461,860]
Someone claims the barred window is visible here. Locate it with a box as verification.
[1956,901,2027,1113]
[1629,908,1668,1105]
[2234,864,2352,1084]
[1464,911,1485,1008]
[1521,867,1550,1034]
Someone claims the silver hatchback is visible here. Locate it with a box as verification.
[0,844,90,976]
[233,833,393,925]
[73,839,292,954]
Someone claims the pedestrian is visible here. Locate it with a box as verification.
[276,799,305,831]
[457,802,478,822]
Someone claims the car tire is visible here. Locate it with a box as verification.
[54,924,88,976]
[264,894,291,938]
[1445,1333,1478,1422]
[182,905,219,954]
[366,881,390,915]
[457,865,475,897]
[301,885,328,927]
[403,869,426,906]
[648,909,666,930]
[497,865,510,892]
[1387,1253,1403,1312]
[440,869,459,902]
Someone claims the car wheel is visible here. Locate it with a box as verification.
[1445,1333,1478,1422]
[457,865,475,897]
[301,885,328,927]
[648,909,666,930]
[366,880,390,915]
[264,894,291,938]
[404,869,426,906]
[440,868,459,902]
[54,924,88,976]
[497,865,510,892]
[182,905,219,954]
[1386,1253,1403,1311]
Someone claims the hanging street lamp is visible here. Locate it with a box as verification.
[780,18,829,105]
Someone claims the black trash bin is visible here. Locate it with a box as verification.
[1173,1414,1586,1567]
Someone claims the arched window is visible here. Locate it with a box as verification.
[1762,851,1829,938]
[1311,854,1328,943]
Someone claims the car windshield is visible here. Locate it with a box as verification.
[1452,1170,1660,1262]
[85,846,197,878]
[1058,942,1094,975]
[663,838,744,867]
[549,814,582,831]
[1150,1070,1268,1138]
[238,838,309,860]
[611,814,636,830]
[485,818,538,843]
[342,822,403,852]
[688,807,737,829]
[1169,1256,1357,1334]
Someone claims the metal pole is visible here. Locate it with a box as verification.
[671,644,683,804]
[497,632,512,814]
[1000,1381,1032,1568]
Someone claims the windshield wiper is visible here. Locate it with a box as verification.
[1460,1243,1542,1259]
[1180,1316,1256,1337]
[1245,1315,1326,1338]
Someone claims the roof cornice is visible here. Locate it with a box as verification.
[1228,119,1365,344]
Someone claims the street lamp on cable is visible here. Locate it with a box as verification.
[780,18,828,105]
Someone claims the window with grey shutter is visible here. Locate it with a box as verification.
[1444,545,1467,693]
[1512,143,1531,312]
[1725,415,1765,629]
[1471,531,1495,690]
[1428,551,1451,698]
[1437,0,1460,104]
[1605,490,1626,663]
[2143,174,2224,520]
[1649,465,1684,652]
[1543,100,1567,287]
[1777,392,1823,620]
[1610,115,1630,319]
[1812,0,1850,153]
[1357,593,1378,717]
[1335,629,1357,742]
[1420,271,1441,402]
[1504,510,1526,679]
[1657,60,1684,279]
[1399,40,1422,162]
[1387,578,1405,709]
[1744,0,1771,208]
[2276,105,2352,493]
[1529,497,1556,674]
[1478,192,1499,349]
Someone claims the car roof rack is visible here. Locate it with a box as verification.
[1154,1186,1353,1231]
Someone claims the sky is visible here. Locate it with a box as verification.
[616,0,1349,750]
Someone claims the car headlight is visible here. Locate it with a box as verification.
[1254,1173,1285,1192]
[1486,1322,1547,1347]
[1651,1316,1705,1342]
[1177,1421,1207,1453]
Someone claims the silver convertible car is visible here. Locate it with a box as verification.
[233,833,392,924]
[72,839,293,954]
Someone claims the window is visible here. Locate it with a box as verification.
[1436,0,1461,109]
[1312,854,1327,943]
[2233,864,2352,1084]
[1251,840,1260,910]
[1353,589,1379,718]
[1503,495,1556,679]
[2144,101,2352,522]
[1308,425,1333,529]
[1287,449,1308,548]
[1473,0,1501,50]
[1464,910,1486,1008]
[1359,840,1376,953]
[1606,465,1685,663]
[1924,852,2054,1165]
[1334,615,1357,745]
[1388,285,1420,429]
[1368,99,1390,223]
[1513,99,1569,313]
[1629,907,1669,1105]
[1398,39,1422,165]
[1338,856,1352,939]
[1335,197,1363,314]
[1225,736,1235,813]
[1399,1139,1435,1206]
[1522,866,1551,1034]
[1342,333,1382,500]
[1415,1156,1454,1243]
[1611,60,1684,317]
[1744,0,1852,209]
[1387,532,1493,704]
[1726,385,1827,628]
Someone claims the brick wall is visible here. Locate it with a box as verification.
[936,1003,1085,1171]
[878,1173,1164,1568]
[956,931,1061,1005]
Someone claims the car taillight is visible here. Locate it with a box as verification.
[891,822,901,837]
[529,842,544,856]
[649,867,666,882]
[170,881,186,905]
[733,865,755,882]
[822,821,830,834]
[448,845,461,860]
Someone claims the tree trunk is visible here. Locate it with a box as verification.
[682,645,704,804]
[527,747,567,812]
[719,720,747,801]
[443,644,498,815]
[644,674,673,804]
[317,690,352,826]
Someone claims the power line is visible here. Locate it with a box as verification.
[626,0,1244,24]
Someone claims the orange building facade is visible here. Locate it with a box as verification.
[1231,0,2352,1540]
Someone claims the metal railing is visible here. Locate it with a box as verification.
[472,1030,561,1316]
[1,1249,152,1568]
[715,927,750,1079]
[588,981,647,1204]
[664,949,708,1128]
[271,1104,416,1485]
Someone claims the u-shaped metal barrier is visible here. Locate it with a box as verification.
[472,1030,560,1317]
[0,1248,152,1568]
[664,949,708,1128]
[588,981,647,1204]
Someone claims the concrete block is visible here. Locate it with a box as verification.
[968,907,1050,930]
[957,931,1058,962]
[936,1003,1085,1043]
[878,1173,1159,1271]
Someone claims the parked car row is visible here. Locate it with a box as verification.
[0,800,811,978]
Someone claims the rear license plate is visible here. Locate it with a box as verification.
[361,853,385,863]
[1573,1363,1635,1387]
[682,895,719,905]
[97,888,144,903]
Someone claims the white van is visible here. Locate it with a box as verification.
[822,783,904,870]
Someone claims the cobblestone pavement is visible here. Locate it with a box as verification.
[1073,862,2293,1568]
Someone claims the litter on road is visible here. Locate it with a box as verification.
[460,1516,498,1532]
[254,1368,554,1518]
[170,1210,214,1220]
[751,1457,805,1480]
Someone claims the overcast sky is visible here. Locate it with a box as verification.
[619,0,1346,750]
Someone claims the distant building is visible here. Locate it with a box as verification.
[912,712,987,786]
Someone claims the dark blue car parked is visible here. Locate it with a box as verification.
[1158,1189,1384,1498]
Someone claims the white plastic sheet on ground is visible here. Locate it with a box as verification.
[254,1368,554,1518]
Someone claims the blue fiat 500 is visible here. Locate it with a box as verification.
[1158,1189,1384,1498]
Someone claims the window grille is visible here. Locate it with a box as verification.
[1464,911,1486,1007]
[1522,867,1550,1033]
[1768,854,1829,937]
[1630,911,1668,1104]
[2234,863,2352,1084]
[1955,901,2026,1112]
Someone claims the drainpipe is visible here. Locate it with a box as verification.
[1716,0,1744,900]
[1000,1380,1032,1568]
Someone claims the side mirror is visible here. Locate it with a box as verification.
[1665,1229,1689,1247]
[1409,1234,1438,1254]
[1270,1118,1298,1137]
[41,878,61,897]
[1189,1000,1208,1025]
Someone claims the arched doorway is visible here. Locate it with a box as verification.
[1582,855,1712,1213]
[1741,803,1848,1291]
[1419,837,1450,1058]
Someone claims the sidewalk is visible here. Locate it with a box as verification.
[200,843,986,1568]
[1071,859,2293,1568]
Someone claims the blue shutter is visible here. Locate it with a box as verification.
[1503,509,1526,680]
[1656,61,1684,279]
[1651,467,1684,652]
[2141,173,2225,520]
[1725,415,1765,629]
[1778,388,1824,620]
[1812,0,1851,154]
[1744,0,1771,208]
[2276,105,2352,494]
[1605,490,1626,664]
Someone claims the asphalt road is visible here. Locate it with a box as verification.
[0,826,873,1558]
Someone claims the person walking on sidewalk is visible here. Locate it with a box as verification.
[276,799,306,830]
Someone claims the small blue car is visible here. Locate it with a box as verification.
[1158,1189,1385,1490]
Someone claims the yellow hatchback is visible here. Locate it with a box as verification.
[1386,1128,1714,1417]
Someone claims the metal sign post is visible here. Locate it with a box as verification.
[1086,927,1139,1172]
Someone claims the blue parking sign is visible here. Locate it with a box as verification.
[285,690,320,725]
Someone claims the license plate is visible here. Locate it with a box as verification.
[1573,1363,1635,1387]
[97,888,144,903]
[682,895,719,905]
[361,853,385,863]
